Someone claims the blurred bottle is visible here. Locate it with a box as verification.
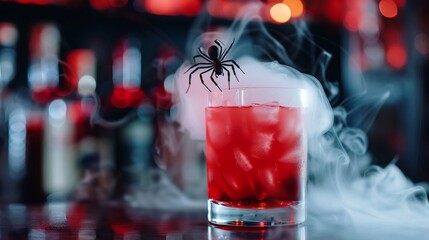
[23,22,62,203]
[0,22,19,203]
[43,98,78,199]
[28,23,61,104]
[25,22,92,203]
[111,37,145,109]
[110,37,154,196]
[68,49,115,203]
[3,97,26,203]
[0,22,17,89]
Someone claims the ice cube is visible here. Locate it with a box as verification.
[220,169,253,201]
[248,132,274,161]
[248,166,285,199]
[234,149,253,172]
[206,111,232,149]
[247,179,267,201]
[278,148,304,163]
[250,103,280,127]
[276,107,302,141]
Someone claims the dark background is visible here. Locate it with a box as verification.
[0,0,428,205]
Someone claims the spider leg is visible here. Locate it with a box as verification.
[222,66,231,90]
[222,60,245,74]
[198,47,212,61]
[184,62,212,74]
[186,66,212,93]
[210,69,222,92]
[193,55,210,64]
[215,39,226,47]
[199,68,214,92]
[220,38,235,61]
[223,64,240,82]
[214,39,224,59]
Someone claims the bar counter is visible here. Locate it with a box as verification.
[1,201,427,240]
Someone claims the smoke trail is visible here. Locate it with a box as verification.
[85,93,137,128]
[173,2,429,238]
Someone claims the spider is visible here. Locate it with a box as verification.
[185,38,245,93]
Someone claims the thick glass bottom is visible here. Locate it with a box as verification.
[208,199,305,227]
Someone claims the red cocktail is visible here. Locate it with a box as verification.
[205,88,307,226]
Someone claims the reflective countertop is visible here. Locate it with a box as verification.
[1,201,428,240]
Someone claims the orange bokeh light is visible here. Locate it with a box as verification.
[270,3,291,23]
[379,0,398,18]
[386,44,407,69]
[284,0,304,18]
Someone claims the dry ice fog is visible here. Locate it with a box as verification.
[171,3,429,239]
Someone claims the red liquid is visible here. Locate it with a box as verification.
[205,105,306,209]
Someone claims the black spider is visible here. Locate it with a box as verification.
[185,39,245,93]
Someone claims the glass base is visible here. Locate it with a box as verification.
[208,200,305,227]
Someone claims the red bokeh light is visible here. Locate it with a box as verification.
[305,0,343,24]
[109,0,128,8]
[142,0,201,16]
[90,0,110,10]
[111,85,145,109]
[344,10,360,32]
[386,44,407,69]
[208,0,247,19]
[66,49,96,95]
[153,83,173,110]
[379,0,398,18]
[31,87,56,104]
[325,0,343,24]
[181,0,202,16]
[393,0,405,8]
[68,101,92,124]
[16,0,51,5]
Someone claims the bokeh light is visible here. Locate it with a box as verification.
[270,3,292,24]
[393,0,406,8]
[90,0,110,10]
[109,0,128,8]
[0,23,18,46]
[379,0,398,18]
[415,34,429,56]
[111,85,145,109]
[142,0,201,16]
[284,0,304,18]
[344,10,360,32]
[78,75,96,96]
[386,44,407,69]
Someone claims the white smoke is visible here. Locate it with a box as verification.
[176,57,332,140]
[172,2,429,238]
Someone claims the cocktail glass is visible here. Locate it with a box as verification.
[205,87,307,226]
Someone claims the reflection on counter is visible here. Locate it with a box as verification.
[1,201,309,240]
[209,224,306,240]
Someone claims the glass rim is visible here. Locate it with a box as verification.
[207,87,309,107]
[207,86,308,91]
